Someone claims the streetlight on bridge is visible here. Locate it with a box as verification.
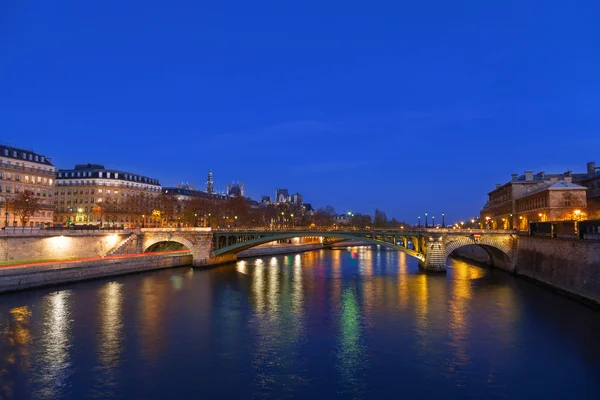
[425,212,428,228]
[418,216,421,227]
[442,212,445,228]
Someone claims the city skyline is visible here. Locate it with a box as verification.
[2,0,599,221]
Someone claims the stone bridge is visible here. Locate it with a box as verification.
[134,227,518,272]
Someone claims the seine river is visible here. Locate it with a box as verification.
[1,247,600,399]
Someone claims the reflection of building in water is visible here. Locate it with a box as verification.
[337,287,366,397]
[414,274,429,353]
[138,276,168,361]
[249,255,306,394]
[33,291,73,400]
[1,306,33,399]
[447,261,485,373]
[94,282,124,396]
[397,252,409,309]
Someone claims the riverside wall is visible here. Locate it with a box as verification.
[452,236,600,305]
[0,253,193,293]
[0,232,128,263]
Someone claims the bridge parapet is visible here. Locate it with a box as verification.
[136,228,518,271]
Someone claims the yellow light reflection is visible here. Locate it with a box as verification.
[95,282,124,394]
[33,290,72,399]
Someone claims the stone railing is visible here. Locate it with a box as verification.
[0,227,131,236]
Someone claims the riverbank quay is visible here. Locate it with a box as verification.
[0,250,192,293]
[452,235,600,306]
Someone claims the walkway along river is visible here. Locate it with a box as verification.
[1,246,599,399]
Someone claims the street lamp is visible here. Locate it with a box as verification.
[418,216,421,227]
[442,212,445,228]
[425,212,428,228]
[142,214,145,228]
[432,215,435,227]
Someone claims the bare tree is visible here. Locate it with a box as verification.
[11,190,41,227]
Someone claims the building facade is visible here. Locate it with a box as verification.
[481,170,588,230]
[0,145,56,227]
[54,164,161,226]
[572,162,600,218]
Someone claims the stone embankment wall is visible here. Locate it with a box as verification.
[0,233,128,263]
[452,237,600,305]
[0,253,192,293]
[514,237,600,305]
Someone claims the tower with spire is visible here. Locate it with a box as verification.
[206,170,214,194]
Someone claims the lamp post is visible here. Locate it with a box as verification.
[432,215,435,227]
[442,212,445,228]
[418,216,421,227]
[142,214,145,228]
[425,212,428,228]
[4,199,8,227]
[194,213,197,227]
[234,215,238,228]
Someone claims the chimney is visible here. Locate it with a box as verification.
[537,171,545,179]
[226,183,231,195]
[511,174,518,181]
[587,161,596,177]
[241,184,245,197]
[525,171,534,181]
[495,183,501,189]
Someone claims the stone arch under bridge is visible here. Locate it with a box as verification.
[142,235,196,254]
[443,234,517,271]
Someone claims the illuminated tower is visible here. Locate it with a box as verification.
[206,170,214,194]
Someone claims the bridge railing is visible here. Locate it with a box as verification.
[0,226,132,236]
[209,227,515,234]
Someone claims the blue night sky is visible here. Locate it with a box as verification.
[1,1,599,223]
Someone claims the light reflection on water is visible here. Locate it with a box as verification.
[34,290,73,400]
[0,247,599,399]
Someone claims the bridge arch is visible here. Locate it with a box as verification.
[211,231,425,261]
[143,236,195,253]
[444,235,514,270]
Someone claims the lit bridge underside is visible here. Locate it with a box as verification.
[211,230,425,261]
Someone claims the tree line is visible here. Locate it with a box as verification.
[6,189,409,229]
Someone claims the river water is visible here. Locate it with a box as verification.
[1,246,600,399]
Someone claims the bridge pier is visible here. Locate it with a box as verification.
[419,236,448,273]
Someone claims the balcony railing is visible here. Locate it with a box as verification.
[0,161,56,175]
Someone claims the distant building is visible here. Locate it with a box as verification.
[275,188,289,203]
[573,162,600,216]
[333,213,351,225]
[164,184,227,202]
[54,164,161,226]
[0,144,56,227]
[227,182,245,197]
[481,169,588,230]
[274,188,303,205]
[206,170,214,194]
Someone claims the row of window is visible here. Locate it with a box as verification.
[54,188,154,196]
[0,186,51,196]
[55,180,161,191]
[0,171,53,185]
[2,148,46,163]
[58,170,158,185]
